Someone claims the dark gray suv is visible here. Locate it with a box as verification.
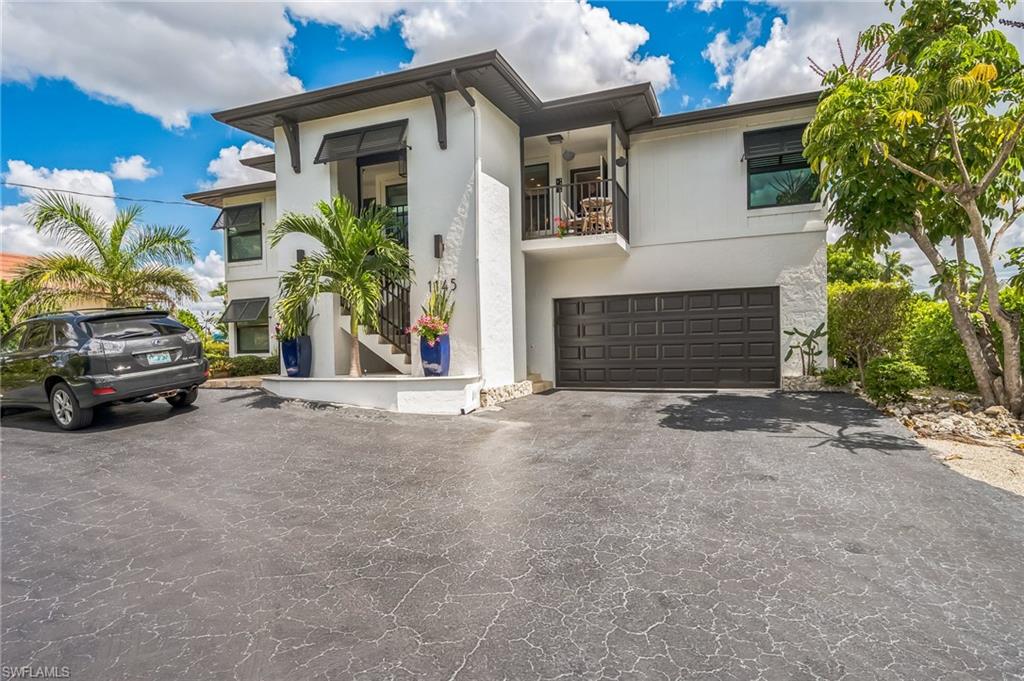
[0,309,209,430]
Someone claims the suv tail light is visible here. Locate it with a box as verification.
[81,338,126,355]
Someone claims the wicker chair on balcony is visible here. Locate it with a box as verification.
[580,197,614,234]
[558,200,586,235]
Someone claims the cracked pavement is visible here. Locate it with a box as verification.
[2,389,1023,680]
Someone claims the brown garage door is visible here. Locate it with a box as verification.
[555,286,780,389]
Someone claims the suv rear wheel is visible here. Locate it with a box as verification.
[167,387,198,408]
[49,382,94,430]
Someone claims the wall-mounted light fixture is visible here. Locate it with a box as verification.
[433,234,445,259]
[561,149,576,162]
[615,156,627,168]
[546,134,564,145]
[296,249,306,262]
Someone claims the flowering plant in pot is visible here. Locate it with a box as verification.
[409,283,454,376]
[273,296,315,378]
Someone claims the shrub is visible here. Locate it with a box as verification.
[902,298,976,392]
[227,354,280,377]
[820,367,859,386]
[828,281,912,384]
[863,357,927,403]
[204,339,229,357]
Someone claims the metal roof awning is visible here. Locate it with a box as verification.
[211,203,261,231]
[219,298,268,324]
[314,120,408,164]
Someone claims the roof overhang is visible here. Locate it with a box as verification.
[519,83,660,137]
[239,154,275,173]
[634,91,822,134]
[183,180,276,208]
[212,51,543,141]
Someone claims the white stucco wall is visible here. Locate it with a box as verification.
[524,228,827,383]
[221,190,278,357]
[271,93,482,378]
[522,106,828,385]
[476,95,524,387]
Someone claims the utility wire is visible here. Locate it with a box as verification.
[3,181,210,208]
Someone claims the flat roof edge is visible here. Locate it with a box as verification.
[183,180,277,208]
[635,91,821,133]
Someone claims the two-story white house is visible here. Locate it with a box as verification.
[184,51,826,414]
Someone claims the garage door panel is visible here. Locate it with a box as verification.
[554,286,780,389]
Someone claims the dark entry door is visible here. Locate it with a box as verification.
[554,287,780,389]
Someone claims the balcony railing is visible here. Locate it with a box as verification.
[377,205,411,355]
[523,179,629,242]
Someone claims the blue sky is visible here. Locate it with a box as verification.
[2,1,1020,301]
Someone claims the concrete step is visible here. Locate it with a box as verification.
[531,379,553,394]
[527,372,542,382]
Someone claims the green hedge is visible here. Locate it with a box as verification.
[209,354,280,377]
[864,357,928,403]
[902,298,976,392]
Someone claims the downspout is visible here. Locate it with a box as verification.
[450,70,485,388]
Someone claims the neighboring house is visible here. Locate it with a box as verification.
[184,51,826,413]
[0,252,34,281]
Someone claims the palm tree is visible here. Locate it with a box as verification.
[270,196,412,377]
[15,192,199,316]
[879,250,914,284]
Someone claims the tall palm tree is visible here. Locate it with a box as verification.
[270,196,412,377]
[879,250,914,284]
[15,192,199,316]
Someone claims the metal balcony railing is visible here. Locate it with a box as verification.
[523,179,629,243]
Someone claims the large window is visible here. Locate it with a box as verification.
[221,298,270,354]
[744,124,817,209]
[216,204,263,262]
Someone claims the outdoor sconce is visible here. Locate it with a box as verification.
[615,156,627,168]
[561,149,576,162]
[434,234,444,259]
[296,249,306,262]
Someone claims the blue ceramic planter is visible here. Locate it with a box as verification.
[281,335,312,377]
[420,334,450,377]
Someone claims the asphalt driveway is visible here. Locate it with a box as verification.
[2,389,1022,680]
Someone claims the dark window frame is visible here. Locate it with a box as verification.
[227,297,270,354]
[524,162,550,189]
[220,203,263,263]
[744,123,817,211]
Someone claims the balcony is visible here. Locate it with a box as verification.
[521,178,629,259]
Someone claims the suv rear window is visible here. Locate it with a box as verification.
[86,316,187,340]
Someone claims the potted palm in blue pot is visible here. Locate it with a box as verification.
[274,297,314,378]
[410,282,454,377]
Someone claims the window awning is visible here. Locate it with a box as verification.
[744,124,806,160]
[212,204,261,231]
[219,298,268,324]
[314,120,408,164]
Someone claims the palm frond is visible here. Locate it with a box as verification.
[109,204,145,254]
[124,223,197,266]
[14,253,106,293]
[27,191,108,258]
[120,264,201,306]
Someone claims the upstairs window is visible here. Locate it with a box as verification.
[744,124,817,209]
[215,204,262,262]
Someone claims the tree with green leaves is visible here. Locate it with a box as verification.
[0,279,34,336]
[804,0,1024,415]
[270,196,412,377]
[879,250,914,283]
[14,192,199,317]
[827,243,883,284]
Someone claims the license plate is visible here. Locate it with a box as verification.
[148,351,172,365]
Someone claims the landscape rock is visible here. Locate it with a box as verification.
[880,391,1024,451]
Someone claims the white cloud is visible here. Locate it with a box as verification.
[200,141,274,189]
[1,160,118,256]
[696,0,724,12]
[288,1,403,35]
[1,2,302,129]
[184,250,227,317]
[394,2,673,99]
[702,1,902,103]
[110,155,159,181]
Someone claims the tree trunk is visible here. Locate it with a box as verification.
[349,314,362,378]
[962,199,1023,417]
[906,224,1002,407]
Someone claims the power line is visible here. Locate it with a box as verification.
[2,181,210,208]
